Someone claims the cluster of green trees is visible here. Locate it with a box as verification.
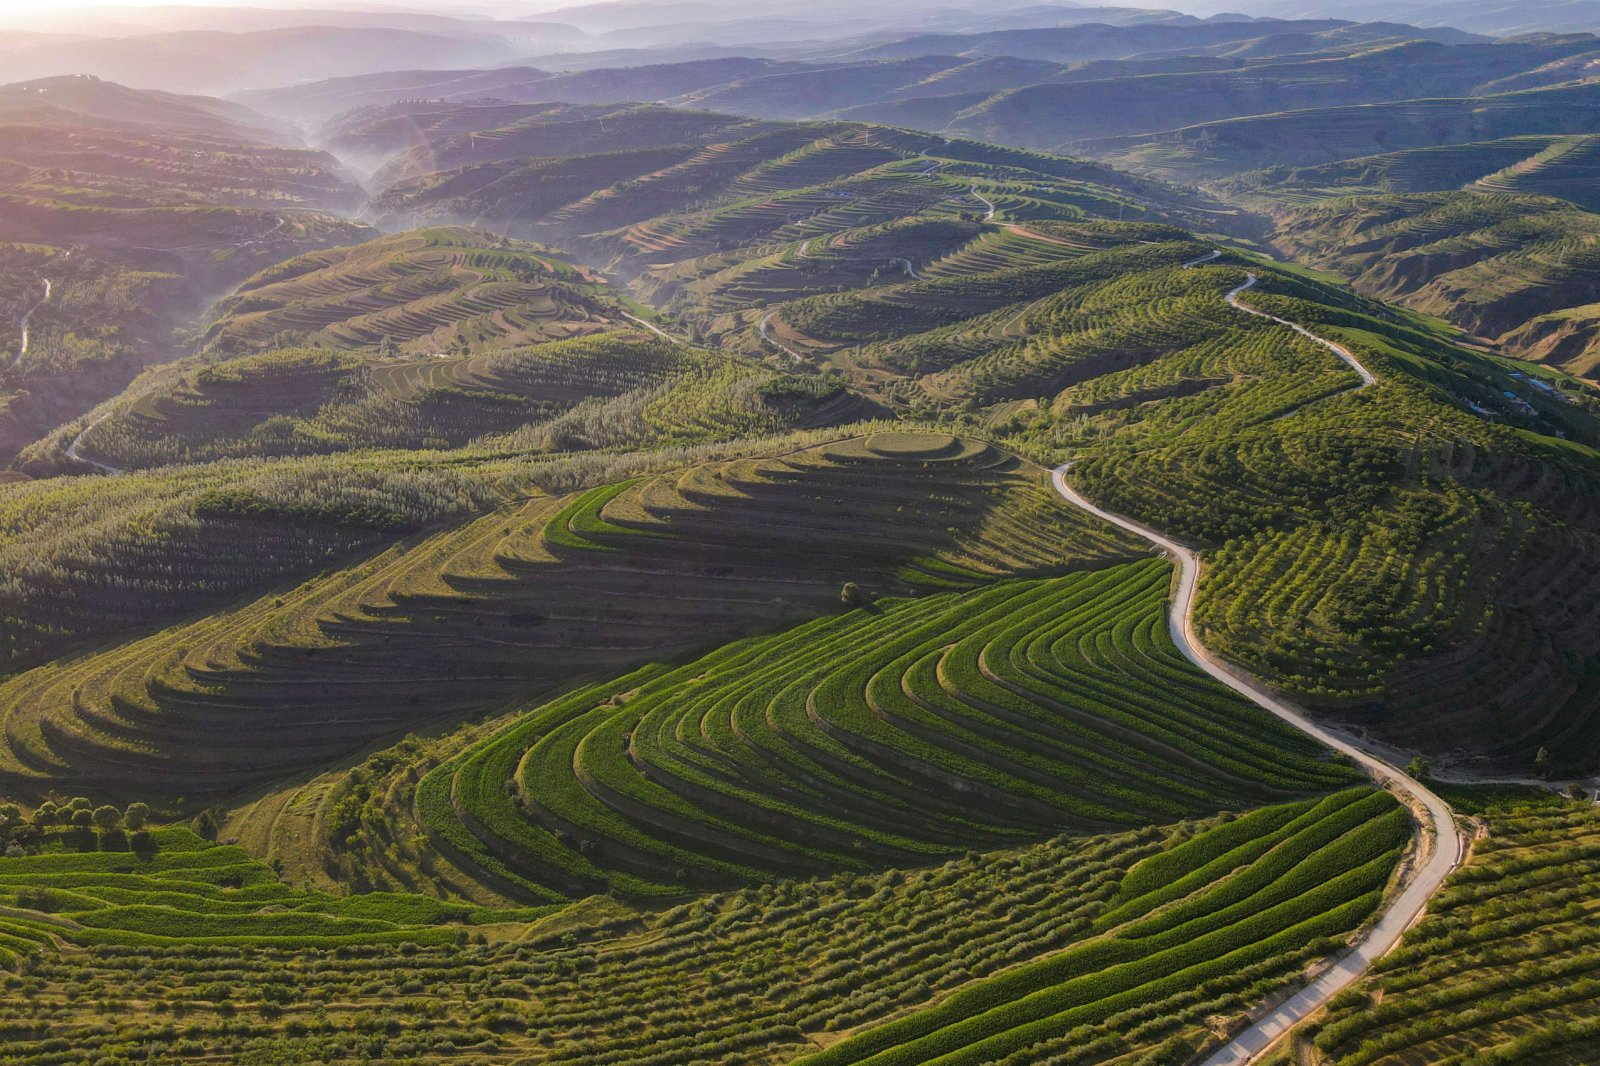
[0,798,149,857]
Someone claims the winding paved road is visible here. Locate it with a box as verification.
[17,276,50,359]
[66,412,121,475]
[758,309,805,363]
[1227,274,1376,388]
[1048,265,1459,1064]
[970,189,996,222]
[621,311,687,344]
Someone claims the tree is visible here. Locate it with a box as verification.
[1535,746,1552,778]
[32,800,56,826]
[840,582,864,608]
[1406,756,1431,781]
[123,802,150,831]
[91,805,120,831]
[70,808,93,828]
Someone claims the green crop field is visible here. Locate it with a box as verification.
[379,559,1358,902]
[1277,798,1600,1065]
[0,788,1405,1065]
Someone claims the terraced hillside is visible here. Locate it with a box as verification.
[198,227,623,357]
[1270,191,1600,377]
[301,137,1600,774]
[364,116,1219,381]
[0,791,1406,1065]
[2,419,915,679]
[365,115,1194,247]
[66,331,862,468]
[1085,81,1600,185]
[0,77,375,479]
[241,557,1358,903]
[1279,797,1600,1065]
[0,821,531,970]
[0,433,1139,800]
[0,450,510,671]
[341,103,779,187]
[1222,132,1600,215]
[1050,261,1600,770]
[0,76,361,212]
[1218,137,1574,207]
[0,78,370,280]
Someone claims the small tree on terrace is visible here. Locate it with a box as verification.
[91,805,120,832]
[70,808,93,828]
[123,802,150,831]
[1406,757,1431,782]
[840,582,864,608]
[1535,746,1552,779]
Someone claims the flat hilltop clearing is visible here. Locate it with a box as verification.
[0,788,1408,1065]
[240,557,1357,904]
[0,433,1138,801]
[1271,797,1600,1065]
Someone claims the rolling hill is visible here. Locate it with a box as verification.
[263,101,1600,774]
[0,432,1140,800]
[7,17,1600,1061]
[197,228,622,356]
[231,22,1570,158]
[0,243,188,465]
[0,26,532,96]
[0,76,374,470]
[1270,191,1600,376]
[1086,80,1600,185]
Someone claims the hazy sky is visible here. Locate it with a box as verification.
[4,0,550,16]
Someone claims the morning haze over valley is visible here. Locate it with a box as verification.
[0,0,1597,1062]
